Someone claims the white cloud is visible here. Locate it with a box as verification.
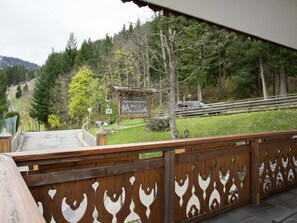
[0,0,154,65]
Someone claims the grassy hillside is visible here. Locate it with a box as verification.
[91,109,297,145]
[7,79,45,131]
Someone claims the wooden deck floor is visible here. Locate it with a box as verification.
[202,187,297,223]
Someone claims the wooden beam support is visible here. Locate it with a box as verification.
[251,140,260,205]
[164,150,175,223]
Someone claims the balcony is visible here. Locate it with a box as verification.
[1,130,297,222]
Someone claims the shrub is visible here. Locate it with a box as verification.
[48,114,64,129]
[15,84,22,99]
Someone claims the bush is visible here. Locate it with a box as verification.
[48,114,64,129]
[15,84,22,99]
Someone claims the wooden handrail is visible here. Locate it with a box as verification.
[0,155,45,223]
[7,130,297,164]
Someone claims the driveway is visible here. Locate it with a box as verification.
[20,129,84,152]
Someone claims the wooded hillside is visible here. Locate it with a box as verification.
[28,14,297,130]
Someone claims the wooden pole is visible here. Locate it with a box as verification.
[117,94,121,126]
[164,150,175,223]
[0,136,12,153]
[96,129,107,146]
[251,140,260,205]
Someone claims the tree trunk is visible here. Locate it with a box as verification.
[163,29,177,140]
[218,63,222,99]
[159,77,163,106]
[259,58,269,100]
[176,70,180,103]
[197,83,203,101]
[273,73,277,96]
[222,62,226,98]
[145,34,151,87]
[159,30,168,107]
[279,65,287,97]
[136,49,141,88]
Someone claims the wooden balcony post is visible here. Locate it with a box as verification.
[96,129,107,146]
[0,131,12,153]
[251,139,260,205]
[164,150,175,223]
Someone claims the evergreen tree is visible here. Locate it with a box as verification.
[15,84,22,99]
[63,32,78,73]
[4,65,35,86]
[75,39,93,67]
[30,72,51,126]
[30,52,64,127]
[0,70,8,117]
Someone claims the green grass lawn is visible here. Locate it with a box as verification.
[90,109,297,145]
[8,93,46,132]
[9,93,21,111]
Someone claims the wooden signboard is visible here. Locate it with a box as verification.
[111,86,156,124]
[121,95,148,115]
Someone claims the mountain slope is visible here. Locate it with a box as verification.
[0,55,40,70]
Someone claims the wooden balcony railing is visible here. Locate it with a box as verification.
[1,130,297,222]
[0,154,45,222]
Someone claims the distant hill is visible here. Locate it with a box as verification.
[0,55,40,70]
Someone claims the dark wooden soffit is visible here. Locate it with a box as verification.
[120,0,262,44]
[120,0,297,51]
[121,0,163,14]
[121,0,188,17]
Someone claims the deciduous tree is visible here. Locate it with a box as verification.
[68,67,106,126]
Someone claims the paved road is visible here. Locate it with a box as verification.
[20,129,84,152]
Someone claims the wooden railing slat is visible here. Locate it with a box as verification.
[24,158,164,187]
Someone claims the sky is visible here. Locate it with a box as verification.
[0,0,154,66]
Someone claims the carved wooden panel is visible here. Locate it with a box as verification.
[30,168,163,223]
[259,139,297,198]
[175,145,250,222]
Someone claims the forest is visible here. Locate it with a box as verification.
[2,14,297,131]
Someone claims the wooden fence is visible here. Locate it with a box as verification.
[1,130,296,222]
[156,94,297,118]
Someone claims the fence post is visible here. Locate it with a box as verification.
[0,128,12,153]
[164,150,175,223]
[96,128,107,146]
[251,139,260,205]
[0,136,12,153]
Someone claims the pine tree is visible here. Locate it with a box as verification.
[30,52,64,127]
[15,84,22,99]
[0,70,8,117]
[64,33,78,73]
[75,39,93,67]
[30,72,51,126]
